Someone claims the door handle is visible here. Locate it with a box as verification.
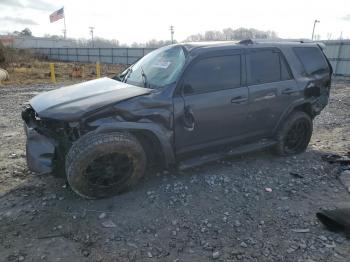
[254,92,276,102]
[231,96,247,104]
[281,88,298,95]
[183,105,195,131]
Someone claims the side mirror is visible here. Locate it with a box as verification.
[182,83,193,96]
[112,74,121,81]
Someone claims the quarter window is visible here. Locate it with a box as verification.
[248,50,292,85]
[294,47,329,75]
[183,55,241,94]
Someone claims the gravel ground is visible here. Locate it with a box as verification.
[0,80,349,262]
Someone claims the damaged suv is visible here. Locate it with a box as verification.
[22,40,332,198]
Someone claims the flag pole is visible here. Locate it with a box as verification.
[63,7,67,38]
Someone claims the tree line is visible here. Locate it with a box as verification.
[6,27,278,48]
[185,27,278,42]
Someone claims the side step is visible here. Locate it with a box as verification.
[178,139,277,171]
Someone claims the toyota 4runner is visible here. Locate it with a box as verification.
[22,40,332,198]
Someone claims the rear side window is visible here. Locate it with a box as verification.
[248,50,292,85]
[294,47,329,75]
[183,55,241,94]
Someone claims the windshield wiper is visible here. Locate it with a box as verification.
[123,68,133,83]
[140,66,149,88]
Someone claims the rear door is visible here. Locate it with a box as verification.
[246,48,297,138]
[173,50,249,154]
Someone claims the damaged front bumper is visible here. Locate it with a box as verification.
[22,106,57,174]
[24,123,55,174]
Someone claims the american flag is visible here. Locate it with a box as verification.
[49,7,64,23]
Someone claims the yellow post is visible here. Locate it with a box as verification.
[50,63,56,83]
[96,62,101,78]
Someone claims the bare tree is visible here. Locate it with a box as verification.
[185,27,278,42]
[12,28,33,37]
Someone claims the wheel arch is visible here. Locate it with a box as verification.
[293,103,313,118]
[130,129,166,168]
[274,100,314,135]
[92,122,175,168]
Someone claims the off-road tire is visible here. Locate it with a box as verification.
[274,111,313,156]
[66,132,146,199]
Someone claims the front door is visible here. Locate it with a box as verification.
[173,51,249,155]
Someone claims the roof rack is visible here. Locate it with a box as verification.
[238,38,315,45]
[238,39,255,45]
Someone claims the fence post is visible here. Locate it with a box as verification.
[126,48,129,65]
[335,42,343,76]
[112,48,115,64]
[96,62,101,78]
[50,63,56,83]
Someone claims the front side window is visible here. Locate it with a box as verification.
[182,55,241,95]
[294,47,330,75]
[248,50,292,85]
[123,45,186,88]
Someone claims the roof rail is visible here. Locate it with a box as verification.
[238,38,316,45]
[238,39,254,45]
[237,39,285,44]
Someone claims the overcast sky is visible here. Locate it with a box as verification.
[1,0,350,44]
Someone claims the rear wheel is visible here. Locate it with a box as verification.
[274,111,313,156]
[66,132,146,199]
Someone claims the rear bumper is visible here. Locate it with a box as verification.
[24,123,55,174]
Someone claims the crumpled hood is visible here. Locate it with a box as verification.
[30,77,152,121]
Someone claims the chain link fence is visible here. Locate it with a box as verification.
[31,41,350,76]
[33,47,156,65]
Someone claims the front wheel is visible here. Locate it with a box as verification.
[66,132,146,199]
[274,111,313,156]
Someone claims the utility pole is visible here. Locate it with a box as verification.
[89,26,95,48]
[339,31,343,40]
[169,25,174,44]
[311,20,320,40]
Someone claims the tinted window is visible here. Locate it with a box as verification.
[294,47,329,75]
[183,55,241,94]
[248,50,292,85]
[280,56,292,80]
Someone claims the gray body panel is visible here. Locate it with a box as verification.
[247,79,301,138]
[24,124,55,173]
[30,77,152,121]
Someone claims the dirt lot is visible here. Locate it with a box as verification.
[1,60,126,86]
[0,80,350,262]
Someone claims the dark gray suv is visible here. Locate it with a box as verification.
[22,40,332,198]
